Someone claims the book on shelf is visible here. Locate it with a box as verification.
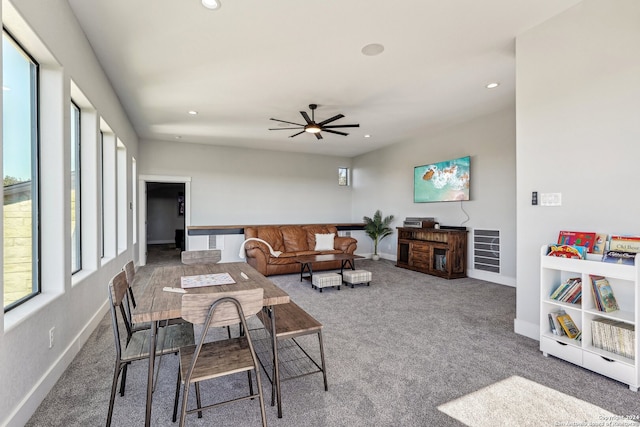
[590,275,619,313]
[557,231,597,253]
[591,317,635,360]
[602,250,636,266]
[549,277,582,304]
[591,233,608,255]
[608,235,640,253]
[546,244,586,259]
[548,309,566,336]
[556,313,580,339]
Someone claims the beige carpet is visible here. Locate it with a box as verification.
[438,375,639,427]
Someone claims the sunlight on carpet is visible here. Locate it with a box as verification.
[437,376,639,427]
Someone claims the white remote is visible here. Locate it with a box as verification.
[163,286,186,293]
[240,272,249,280]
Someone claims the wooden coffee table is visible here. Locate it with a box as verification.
[294,253,365,282]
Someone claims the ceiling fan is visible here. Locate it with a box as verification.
[269,104,360,140]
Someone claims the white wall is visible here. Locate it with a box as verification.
[352,107,517,285]
[515,0,640,339]
[0,1,139,425]
[138,139,355,260]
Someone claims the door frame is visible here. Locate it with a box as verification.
[138,175,191,266]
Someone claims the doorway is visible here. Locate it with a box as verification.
[138,175,191,266]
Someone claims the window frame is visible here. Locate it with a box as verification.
[70,100,81,274]
[3,28,41,312]
[338,167,349,186]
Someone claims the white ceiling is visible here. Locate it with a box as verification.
[67,0,581,158]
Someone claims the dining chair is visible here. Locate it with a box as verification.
[180,249,222,265]
[255,300,328,417]
[172,288,267,427]
[107,270,195,427]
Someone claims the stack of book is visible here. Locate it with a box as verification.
[591,318,635,360]
[590,275,619,312]
[549,277,582,304]
[548,309,581,340]
[602,235,640,265]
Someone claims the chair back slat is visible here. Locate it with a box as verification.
[181,250,222,265]
[109,270,129,307]
[123,261,136,286]
[181,288,263,326]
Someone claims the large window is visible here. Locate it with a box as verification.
[99,131,104,258]
[3,30,40,311]
[70,102,81,273]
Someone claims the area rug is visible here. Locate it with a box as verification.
[437,375,639,427]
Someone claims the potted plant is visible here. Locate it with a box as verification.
[363,210,395,260]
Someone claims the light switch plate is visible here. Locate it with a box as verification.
[540,193,562,206]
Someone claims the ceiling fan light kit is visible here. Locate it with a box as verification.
[269,104,360,140]
[201,0,221,10]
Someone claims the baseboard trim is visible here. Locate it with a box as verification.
[147,239,175,245]
[4,301,109,427]
[467,269,516,287]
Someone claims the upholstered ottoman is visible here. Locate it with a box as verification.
[342,269,372,288]
[311,272,342,292]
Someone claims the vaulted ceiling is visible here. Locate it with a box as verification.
[67,0,581,157]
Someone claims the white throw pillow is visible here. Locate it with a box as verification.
[314,233,335,251]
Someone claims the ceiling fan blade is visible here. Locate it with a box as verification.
[322,124,360,129]
[270,118,305,127]
[322,129,349,136]
[300,111,313,124]
[289,130,306,138]
[268,127,304,130]
[315,132,323,140]
[318,114,344,126]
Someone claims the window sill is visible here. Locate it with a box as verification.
[4,291,63,333]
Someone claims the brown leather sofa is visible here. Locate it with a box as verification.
[243,225,358,276]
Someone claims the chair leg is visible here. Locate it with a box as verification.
[247,370,254,396]
[119,363,128,396]
[179,382,190,427]
[195,382,203,418]
[107,362,122,427]
[172,369,181,422]
[318,331,328,391]
[253,367,267,427]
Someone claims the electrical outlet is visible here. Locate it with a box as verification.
[49,327,55,349]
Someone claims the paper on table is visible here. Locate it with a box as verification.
[180,273,236,288]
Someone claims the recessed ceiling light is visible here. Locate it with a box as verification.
[486,82,499,89]
[202,0,221,9]
[175,136,182,139]
[361,43,385,56]
[188,110,198,115]
[364,134,371,138]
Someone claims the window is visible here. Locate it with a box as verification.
[70,101,81,273]
[338,167,349,186]
[3,30,40,311]
[99,130,104,258]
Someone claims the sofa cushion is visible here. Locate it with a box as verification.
[254,227,286,252]
[280,226,309,252]
[303,225,338,250]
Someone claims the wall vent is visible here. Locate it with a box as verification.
[208,235,217,249]
[474,229,500,274]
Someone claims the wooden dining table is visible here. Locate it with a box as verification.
[132,262,290,426]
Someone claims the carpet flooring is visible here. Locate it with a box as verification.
[25,247,640,426]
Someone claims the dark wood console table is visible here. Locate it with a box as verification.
[396,227,467,279]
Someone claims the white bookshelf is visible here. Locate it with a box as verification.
[539,245,639,391]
